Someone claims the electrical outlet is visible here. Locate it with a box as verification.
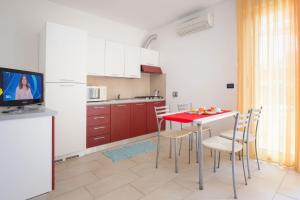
[172,91,178,97]
[227,83,234,89]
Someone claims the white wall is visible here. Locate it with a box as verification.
[0,0,147,72]
[151,0,237,131]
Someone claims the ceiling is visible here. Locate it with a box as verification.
[49,0,224,30]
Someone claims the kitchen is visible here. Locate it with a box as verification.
[40,21,167,160]
[0,0,300,200]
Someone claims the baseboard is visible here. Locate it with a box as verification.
[55,132,157,161]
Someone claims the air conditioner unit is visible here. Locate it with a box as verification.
[176,13,214,36]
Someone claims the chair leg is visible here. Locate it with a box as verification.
[155,135,160,168]
[179,138,183,156]
[174,139,178,173]
[188,135,191,164]
[232,151,238,199]
[191,133,193,151]
[218,151,221,168]
[239,151,241,160]
[241,149,248,185]
[209,129,213,157]
[196,133,198,163]
[213,150,217,173]
[255,139,261,170]
[246,142,251,179]
[169,138,172,159]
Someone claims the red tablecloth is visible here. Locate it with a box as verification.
[163,110,231,123]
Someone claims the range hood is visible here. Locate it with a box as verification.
[141,65,162,74]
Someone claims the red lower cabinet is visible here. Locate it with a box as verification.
[130,102,147,137]
[87,134,111,147]
[86,100,166,148]
[86,105,111,148]
[87,124,110,137]
[147,101,166,133]
[111,104,131,142]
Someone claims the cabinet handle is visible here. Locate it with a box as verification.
[94,116,105,120]
[60,84,75,87]
[94,106,105,109]
[94,136,105,140]
[60,79,75,82]
[94,126,105,130]
[117,105,126,107]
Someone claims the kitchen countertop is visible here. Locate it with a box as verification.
[0,107,57,121]
[87,98,165,105]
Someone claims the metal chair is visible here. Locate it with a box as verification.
[155,105,193,173]
[202,113,249,199]
[220,107,262,178]
[177,103,213,158]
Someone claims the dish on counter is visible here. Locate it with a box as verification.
[186,106,222,115]
[203,110,217,115]
[187,110,203,115]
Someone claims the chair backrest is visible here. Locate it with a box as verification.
[249,106,263,137]
[177,103,193,128]
[250,106,262,122]
[231,112,250,156]
[155,105,170,118]
[234,113,251,143]
[154,105,171,132]
[177,103,192,112]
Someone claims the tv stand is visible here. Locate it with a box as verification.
[0,108,56,200]
[1,105,43,114]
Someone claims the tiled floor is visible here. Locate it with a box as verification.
[33,137,300,200]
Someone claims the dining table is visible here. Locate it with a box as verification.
[161,109,239,190]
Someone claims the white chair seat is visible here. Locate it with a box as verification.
[203,136,243,153]
[160,129,192,139]
[182,125,211,133]
[220,130,256,142]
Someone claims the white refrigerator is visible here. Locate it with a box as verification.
[40,22,87,158]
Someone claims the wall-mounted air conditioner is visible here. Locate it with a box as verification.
[176,13,214,36]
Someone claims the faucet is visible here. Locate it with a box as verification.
[117,94,120,100]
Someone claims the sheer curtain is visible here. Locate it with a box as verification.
[237,0,300,170]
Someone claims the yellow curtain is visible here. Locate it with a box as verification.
[295,0,300,172]
[237,0,300,171]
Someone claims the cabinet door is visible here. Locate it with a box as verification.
[124,46,141,78]
[111,104,130,142]
[147,101,166,133]
[130,103,147,137]
[141,48,159,66]
[105,41,124,77]
[87,36,105,76]
[45,22,87,83]
[45,83,86,157]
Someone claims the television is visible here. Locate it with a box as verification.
[0,67,44,107]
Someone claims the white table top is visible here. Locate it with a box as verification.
[0,107,57,121]
[193,111,238,124]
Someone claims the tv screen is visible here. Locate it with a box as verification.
[0,68,44,107]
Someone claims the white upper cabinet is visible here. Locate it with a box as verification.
[87,36,105,76]
[141,48,159,66]
[105,41,124,77]
[124,45,141,78]
[42,22,87,83]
